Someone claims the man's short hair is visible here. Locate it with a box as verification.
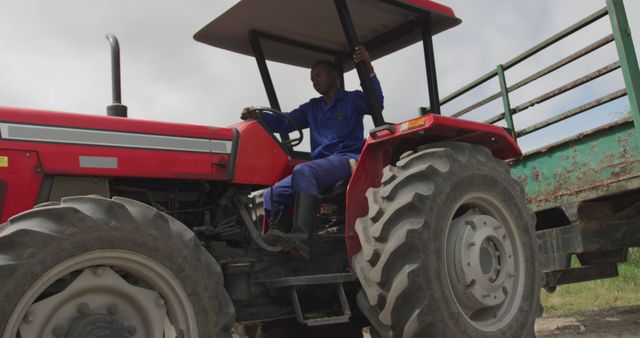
[312,60,339,76]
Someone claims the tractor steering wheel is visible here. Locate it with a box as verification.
[251,106,304,148]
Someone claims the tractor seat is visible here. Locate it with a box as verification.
[319,179,348,205]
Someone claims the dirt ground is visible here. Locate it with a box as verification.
[535,305,640,338]
[235,306,640,337]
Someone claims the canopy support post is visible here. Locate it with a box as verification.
[334,0,385,127]
[249,30,291,144]
[421,15,441,115]
[249,30,281,111]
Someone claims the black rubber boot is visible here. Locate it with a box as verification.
[266,192,318,259]
[290,192,319,242]
[264,208,292,245]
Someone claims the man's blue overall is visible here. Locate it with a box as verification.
[262,75,384,216]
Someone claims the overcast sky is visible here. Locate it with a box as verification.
[0,0,638,152]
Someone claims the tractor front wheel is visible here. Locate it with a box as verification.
[0,196,234,338]
[353,142,539,338]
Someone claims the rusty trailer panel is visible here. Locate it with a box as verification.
[510,119,640,212]
[511,118,640,286]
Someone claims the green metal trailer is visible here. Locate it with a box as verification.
[429,0,640,291]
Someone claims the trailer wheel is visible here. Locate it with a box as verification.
[353,142,539,338]
[0,196,234,338]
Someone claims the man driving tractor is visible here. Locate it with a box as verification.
[241,46,383,258]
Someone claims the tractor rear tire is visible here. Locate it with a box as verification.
[0,196,234,338]
[353,142,539,338]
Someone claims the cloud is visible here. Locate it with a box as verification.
[0,0,637,151]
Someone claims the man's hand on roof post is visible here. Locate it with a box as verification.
[353,46,374,75]
[241,107,261,120]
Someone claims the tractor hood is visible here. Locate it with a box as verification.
[0,106,235,152]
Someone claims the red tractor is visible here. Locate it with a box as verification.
[0,0,539,337]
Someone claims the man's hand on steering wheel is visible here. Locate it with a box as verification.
[239,106,304,147]
[241,107,261,120]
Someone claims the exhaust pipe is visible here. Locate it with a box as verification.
[106,34,127,117]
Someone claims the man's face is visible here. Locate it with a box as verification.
[311,65,337,96]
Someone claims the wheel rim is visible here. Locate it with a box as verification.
[445,194,526,332]
[4,250,198,338]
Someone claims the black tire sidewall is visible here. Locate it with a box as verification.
[0,202,232,338]
[419,166,538,337]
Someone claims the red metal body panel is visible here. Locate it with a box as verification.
[0,107,234,140]
[0,141,230,180]
[0,107,235,180]
[0,106,238,221]
[345,114,522,258]
[0,149,44,222]
[231,120,292,185]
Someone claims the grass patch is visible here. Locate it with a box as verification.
[541,248,640,317]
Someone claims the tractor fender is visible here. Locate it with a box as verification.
[345,114,522,259]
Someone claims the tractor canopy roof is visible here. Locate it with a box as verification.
[194,0,460,70]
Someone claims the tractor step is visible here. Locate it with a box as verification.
[291,283,351,326]
[256,273,356,326]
